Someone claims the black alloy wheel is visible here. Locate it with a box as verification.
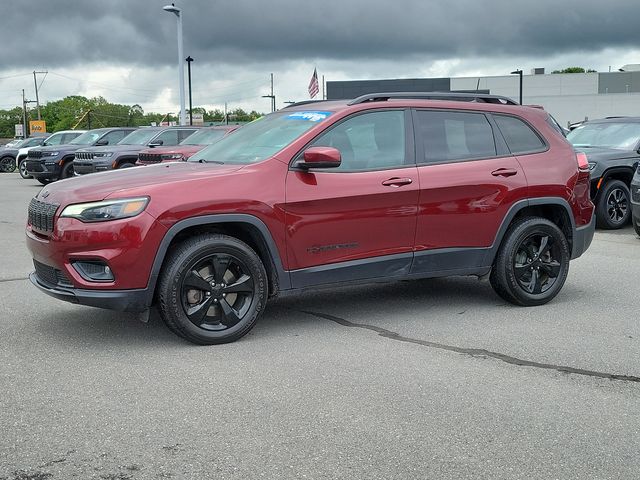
[490,217,570,306]
[61,161,74,179]
[0,156,16,173]
[158,233,267,344]
[595,180,631,229]
[180,253,255,331]
[512,234,561,295]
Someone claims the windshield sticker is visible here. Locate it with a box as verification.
[285,111,332,122]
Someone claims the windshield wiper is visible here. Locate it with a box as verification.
[198,159,225,164]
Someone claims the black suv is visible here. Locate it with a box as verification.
[73,126,198,175]
[567,118,640,229]
[26,128,136,185]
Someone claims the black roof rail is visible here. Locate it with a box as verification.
[282,99,329,109]
[347,92,519,106]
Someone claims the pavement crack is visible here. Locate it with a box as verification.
[300,309,640,384]
[0,277,28,284]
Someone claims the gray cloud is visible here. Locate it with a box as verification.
[3,0,640,69]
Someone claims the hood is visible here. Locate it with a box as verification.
[573,146,638,162]
[138,145,204,156]
[36,143,84,154]
[76,144,148,154]
[35,161,244,207]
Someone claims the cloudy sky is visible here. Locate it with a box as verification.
[1,0,639,115]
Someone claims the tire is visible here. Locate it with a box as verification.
[19,159,32,179]
[61,161,74,179]
[37,178,53,185]
[634,217,640,238]
[0,156,16,173]
[158,233,268,345]
[595,180,631,229]
[490,217,570,306]
[118,162,135,169]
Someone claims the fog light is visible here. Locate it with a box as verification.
[72,261,115,282]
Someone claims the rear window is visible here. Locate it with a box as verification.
[494,115,546,154]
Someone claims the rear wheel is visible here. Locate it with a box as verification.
[158,234,268,345]
[19,159,32,179]
[595,180,631,229]
[490,217,570,306]
[0,156,16,173]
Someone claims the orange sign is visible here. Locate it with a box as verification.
[29,120,47,134]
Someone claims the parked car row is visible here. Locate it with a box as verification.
[21,125,237,184]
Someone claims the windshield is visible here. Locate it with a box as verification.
[189,111,332,164]
[567,122,640,150]
[23,137,44,147]
[69,131,103,145]
[180,128,228,145]
[118,129,161,145]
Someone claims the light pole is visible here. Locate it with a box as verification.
[186,56,193,125]
[163,4,186,126]
[511,69,523,105]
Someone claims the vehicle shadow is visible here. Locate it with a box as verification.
[42,275,586,347]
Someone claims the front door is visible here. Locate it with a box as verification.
[284,109,419,287]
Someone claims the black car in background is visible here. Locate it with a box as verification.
[567,118,640,229]
[26,127,136,184]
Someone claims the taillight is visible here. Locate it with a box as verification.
[576,152,589,172]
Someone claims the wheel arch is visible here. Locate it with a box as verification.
[145,214,290,307]
[595,167,635,198]
[485,198,576,265]
[114,155,138,168]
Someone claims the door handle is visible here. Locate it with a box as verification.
[382,177,413,187]
[491,168,518,177]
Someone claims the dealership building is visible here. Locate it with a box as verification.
[326,66,640,127]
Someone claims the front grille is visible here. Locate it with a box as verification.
[138,153,162,163]
[28,198,58,233]
[28,150,43,159]
[75,152,94,160]
[33,260,73,288]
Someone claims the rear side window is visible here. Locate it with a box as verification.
[415,110,497,164]
[494,115,546,154]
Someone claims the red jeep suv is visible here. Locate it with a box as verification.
[26,93,595,345]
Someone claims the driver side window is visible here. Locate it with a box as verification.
[310,110,406,171]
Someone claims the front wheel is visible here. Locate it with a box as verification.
[19,159,32,179]
[61,161,74,179]
[158,234,268,345]
[37,177,54,185]
[118,162,135,169]
[490,217,570,306]
[595,180,631,229]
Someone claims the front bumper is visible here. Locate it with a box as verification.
[25,160,60,179]
[571,214,596,260]
[73,160,113,174]
[29,272,150,312]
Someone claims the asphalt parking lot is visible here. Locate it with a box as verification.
[1,172,639,480]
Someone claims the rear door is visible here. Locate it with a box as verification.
[284,109,419,286]
[412,109,528,273]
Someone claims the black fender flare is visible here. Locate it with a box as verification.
[144,214,290,306]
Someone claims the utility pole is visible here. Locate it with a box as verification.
[322,75,325,100]
[22,89,37,137]
[186,56,194,125]
[224,102,228,125]
[262,73,276,112]
[32,70,47,120]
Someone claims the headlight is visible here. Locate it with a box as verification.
[42,151,59,157]
[161,153,184,160]
[60,197,149,222]
[588,162,596,171]
[93,152,113,158]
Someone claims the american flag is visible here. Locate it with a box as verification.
[308,68,319,98]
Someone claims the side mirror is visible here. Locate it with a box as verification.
[148,140,164,147]
[95,139,109,146]
[298,146,341,169]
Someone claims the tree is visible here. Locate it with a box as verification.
[552,67,597,74]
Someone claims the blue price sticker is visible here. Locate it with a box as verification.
[285,111,332,122]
